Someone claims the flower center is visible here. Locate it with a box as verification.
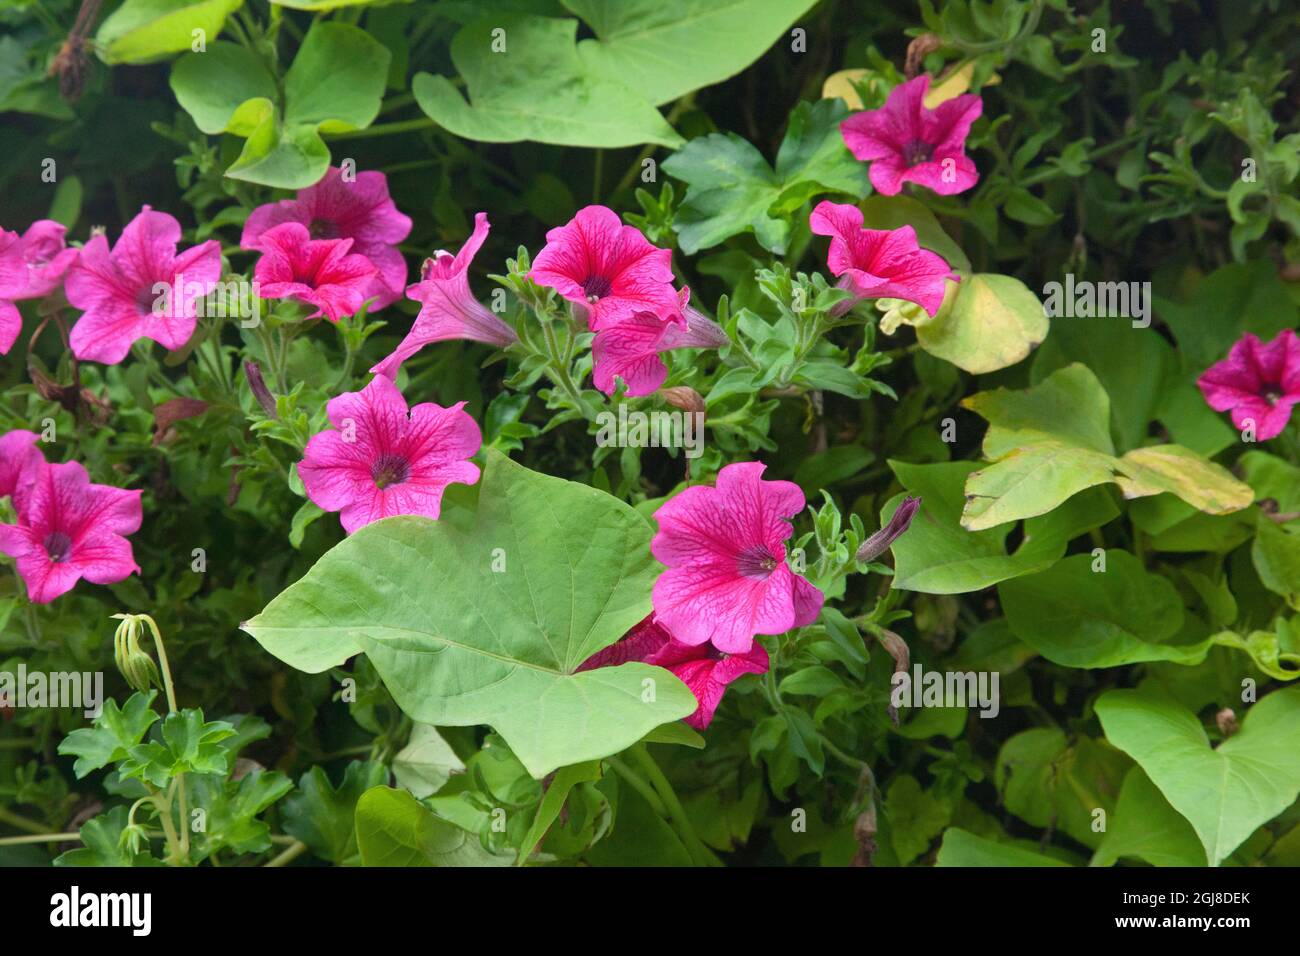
[308,218,339,240]
[582,274,613,303]
[43,531,73,564]
[1265,387,1284,404]
[736,545,781,580]
[371,453,411,490]
[902,139,935,166]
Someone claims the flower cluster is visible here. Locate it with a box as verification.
[0,430,142,604]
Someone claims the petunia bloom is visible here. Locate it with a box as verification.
[529,205,679,331]
[242,167,412,310]
[253,223,378,323]
[65,206,222,364]
[0,230,25,355]
[1197,329,1300,440]
[809,201,955,317]
[298,374,482,534]
[651,461,824,654]
[578,616,769,729]
[840,74,981,196]
[0,429,44,508]
[370,213,517,380]
[591,289,728,396]
[2,220,81,355]
[0,461,142,604]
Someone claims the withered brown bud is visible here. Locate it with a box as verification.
[1216,708,1239,738]
[659,386,706,416]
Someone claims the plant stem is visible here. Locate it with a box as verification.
[0,806,52,835]
[0,831,80,846]
[264,840,309,867]
[325,118,435,141]
[629,744,721,867]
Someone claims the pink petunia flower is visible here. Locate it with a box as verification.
[253,223,378,323]
[0,460,142,604]
[298,374,482,534]
[591,289,728,396]
[242,167,412,311]
[370,213,517,379]
[13,221,79,299]
[578,616,769,730]
[651,461,824,654]
[1197,329,1300,440]
[65,207,222,365]
[529,205,679,331]
[0,429,44,509]
[809,201,955,317]
[0,230,25,355]
[840,75,982,196]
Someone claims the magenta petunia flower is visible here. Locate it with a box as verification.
[809,201,955,317]
[0,460,142,604]
[840,75,981,196]
[591,290,728,396]
[1197,329,1300,440]
[13,221,79,299]
[0,230,25,355]
[370,213,517,379]
[651,461,824,654]
[578,616,769,730]
[529,205,679,331]
[0,429,43,509]
[242,167,412,310]
[2,220,80,354]
[253,223,378,323]
[298,374,482,534]
[65,207,222,365]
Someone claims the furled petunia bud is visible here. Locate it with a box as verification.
[857,495,921,563]
[244,360,278,419]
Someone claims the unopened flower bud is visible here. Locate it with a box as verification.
[659,386,706,417]
[244,360,278,419]
[112,614,160,694]
[857,496,921,563]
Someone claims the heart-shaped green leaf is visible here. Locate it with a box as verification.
[355,787,511,867]
[171,22,390,188]
[243,449,695,778]
[414,15,682,150]
[999,551,1212,668]
[1096,687,1300,866]
[96,0,244,65]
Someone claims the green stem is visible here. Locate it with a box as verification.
[629,744,722,867]
[264,840,309,867]
[0,832,80,846]
[325,118,435,141]
[606,758,669,817]
[0,806,51,835]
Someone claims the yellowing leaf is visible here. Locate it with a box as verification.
[1114,445,1255,514]
[918,274,1048,375]
[923,63,1000,107]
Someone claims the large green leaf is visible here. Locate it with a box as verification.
[561,0,817,106]
[355,787,511,866]
[995,729,1129,850]
[884,459,1116,594]
[999,551,1211,668]
[96,0,244,65]
[961,364,1252,530]
[1091,767,1206,867]
[171,22,390,188]
[915,274,1048,374]
[664,99,868,254]
[244,449,695,778]
[1096,687,1300,866]
[413,15,682,149]
[282,761,389,865]
[934,828,1070,867]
